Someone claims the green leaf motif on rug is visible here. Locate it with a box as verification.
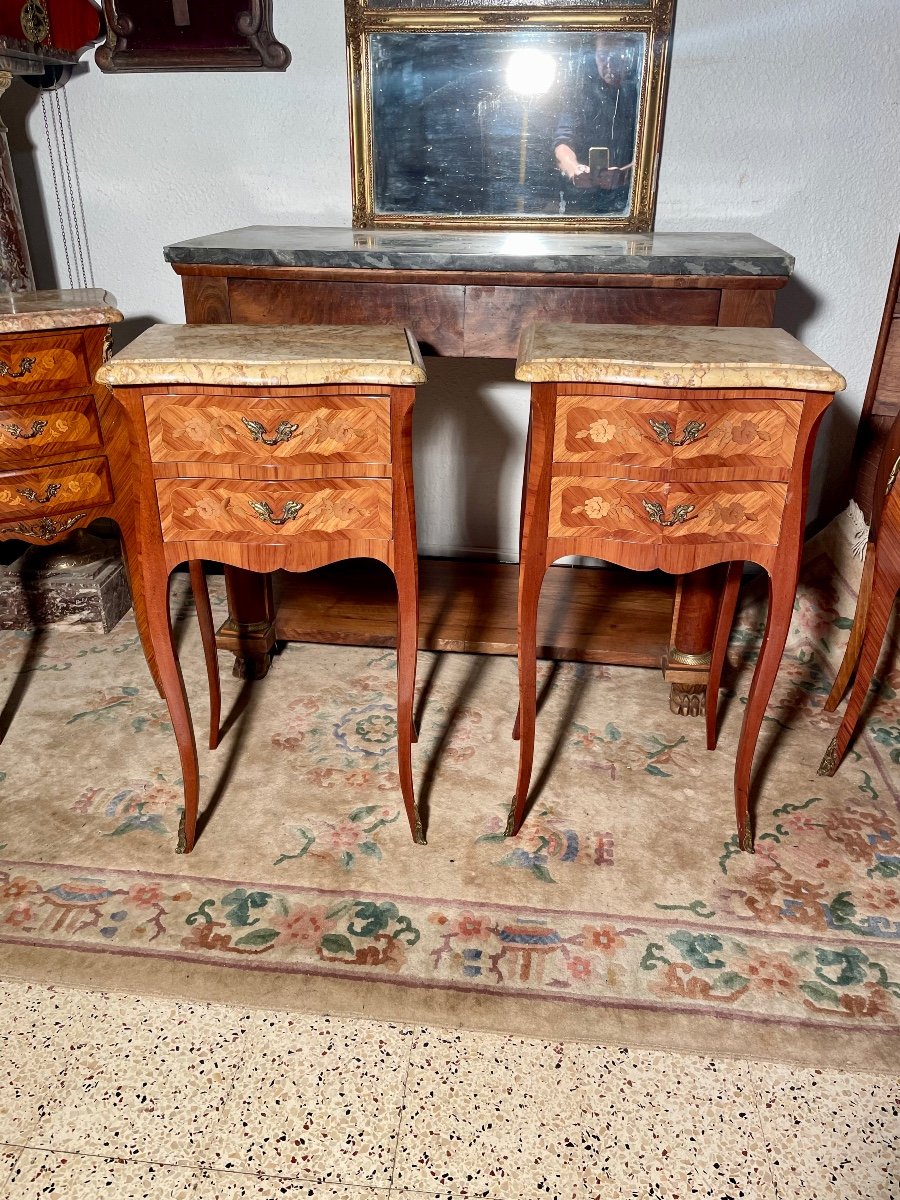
[221,888,274,928]
[273,807,400,871]
[668,932,726,970]
[654,899,716,919]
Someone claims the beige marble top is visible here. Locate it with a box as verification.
[0,288,122,334]
[96,324,427,388]
[515,323,846,393]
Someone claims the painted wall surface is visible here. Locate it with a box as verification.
[11,0,899,558]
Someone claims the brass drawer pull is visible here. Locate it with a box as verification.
[0,356,36,379]
[241,417,299,446]
[18,483,61,505]
[642,499,695,527]
[8,512,86,541]
[3,419,48,440]
[648,418,706,447]
[248,498,304,526]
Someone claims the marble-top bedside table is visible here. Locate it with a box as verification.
[510,322,845,851]
[97,323,426,853]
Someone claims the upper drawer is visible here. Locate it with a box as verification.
[554,396,801,478]
[0,330,91,396]
[155,476,393,544]
[0,455,112,523]
[0,395,103,468]
[144,393,392,466]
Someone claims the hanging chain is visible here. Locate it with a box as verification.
[40,91,74,288]
[55,89,92,289]
[39,84,95,290]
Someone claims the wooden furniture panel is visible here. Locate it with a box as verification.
[0,329,90,396]
[0,394,102,467]
[553,394,800,479]
[548,478,786,547]
[155,476,393,544]
[0,454,112,521]
[462,286,721,359]
[228,279,466,356]
[145,390,392,467]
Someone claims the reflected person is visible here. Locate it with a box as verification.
[553,32,641,215]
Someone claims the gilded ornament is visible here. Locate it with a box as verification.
[20,0,49,43]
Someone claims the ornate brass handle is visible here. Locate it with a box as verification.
[248,499,304,526]
[642,499,695,527]
[648,418,706,447]
[3,419,47,440]
[0,356,36,379]
[8,512,86,541]
[241,417,299,447]
[17,483,61,505]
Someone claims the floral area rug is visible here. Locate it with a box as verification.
[0,551,898,1070]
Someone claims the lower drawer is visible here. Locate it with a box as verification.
[0,455,112,522]
[0,395,103,468]
[155,477,393,543]
[549,477,787,546]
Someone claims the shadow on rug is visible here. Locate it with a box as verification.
[0,546,897,1071]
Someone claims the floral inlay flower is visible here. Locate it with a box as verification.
[335,704,398,757]
[572,495,611,521]
[578,418,616,444]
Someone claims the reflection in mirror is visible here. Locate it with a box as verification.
[371,30,647,220]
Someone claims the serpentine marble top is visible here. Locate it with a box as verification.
[0,288,122,333]
[515,323,846,393]
[96,324,427,388]
[164,226,793,278]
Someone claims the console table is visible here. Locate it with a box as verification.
[165,226,793,709]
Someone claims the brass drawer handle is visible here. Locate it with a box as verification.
[642,499,695,527]
[7,512,86,541]
[241,417,299,447]
[248,498,304,526]
[648,418,706,447]
[18,483,61,505]
[3,419,47,440]
[0,356,36,379]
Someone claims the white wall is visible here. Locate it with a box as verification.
[11,0,899,558]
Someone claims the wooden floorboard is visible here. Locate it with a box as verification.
[272,558,673,668]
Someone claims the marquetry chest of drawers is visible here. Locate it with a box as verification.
[96,323,426,854]
[510,322,846,851]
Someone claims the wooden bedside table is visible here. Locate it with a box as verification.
[510,323,845,851]
[97,323,425,854]
[0,288,158,687]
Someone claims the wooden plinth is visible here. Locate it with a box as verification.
[270,557,674,668]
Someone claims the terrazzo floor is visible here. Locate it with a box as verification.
[0,979,896,1199]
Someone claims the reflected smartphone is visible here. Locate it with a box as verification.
[588,146,610,177]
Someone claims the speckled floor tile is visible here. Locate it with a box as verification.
[194,1171,390,1198]
[5,1150,199,1198]
[752,1061,900,1199]
[575,1044,777,1199]
[393,1029,584,1199]
[33,989,253,1163]
[204,1013,413,1185]
[1,1146,24,1189]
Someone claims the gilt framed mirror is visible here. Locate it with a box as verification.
[345,0,676,231]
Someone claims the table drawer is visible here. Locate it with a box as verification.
[554,396,801,475]
[0,330,90,396]
[0,455,112,522]
[144,393,391,466]
[156,477,393,544]
[0,395,103,467]
[550,477,787,546]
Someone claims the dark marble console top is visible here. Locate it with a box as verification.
[164,226,793,278]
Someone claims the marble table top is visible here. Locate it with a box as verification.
[164,226,793,278]
[515,323,846,393]
[0,289,122,334]
[96,324,427,388]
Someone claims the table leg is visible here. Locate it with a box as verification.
[667,568,723,716]
[217,566,277,679]
[818,554,899,777]
[144,566,200,854]
[706,562,744,751]
[733,566,797,852]
[823,543,875,712]
[189,560,222,751]
[118,522,163,698]
[393,386,422,842]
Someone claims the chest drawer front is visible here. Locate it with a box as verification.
[550,478,787,546]
[144,394,392,466]
[156,477,393,544]
[0,331,90,396]
[0,396,103,467]
[554,396,801,475]
[0,455,112,522]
